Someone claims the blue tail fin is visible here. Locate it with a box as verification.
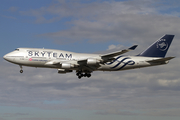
[138,34,174,57]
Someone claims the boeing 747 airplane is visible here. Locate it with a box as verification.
[3,34,175,79]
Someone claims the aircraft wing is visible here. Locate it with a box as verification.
[77,45,138,66]
[146,57,175,63]
[100,45,138,58]
[45,45,138,73]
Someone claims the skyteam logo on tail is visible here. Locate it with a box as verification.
[157,39,168,51]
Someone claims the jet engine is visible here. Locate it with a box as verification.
[87,58,100,65]
[61,63,74,69]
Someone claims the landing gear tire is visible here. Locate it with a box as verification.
[87,74,91,78]
[76,71,91,79]
[20,70,23,73]
[19,65,23,73]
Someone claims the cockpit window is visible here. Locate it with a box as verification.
[15,49,19,51]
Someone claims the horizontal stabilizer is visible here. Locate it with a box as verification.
[146,57,175,63]
[101,45,138,58]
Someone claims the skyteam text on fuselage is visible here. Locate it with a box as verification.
[3,34,175,79]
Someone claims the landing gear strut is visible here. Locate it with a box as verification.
[19,65,23,73]
[76,71,91,79]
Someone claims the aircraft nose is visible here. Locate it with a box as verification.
[3,54,7,60]
[3,53,13,62]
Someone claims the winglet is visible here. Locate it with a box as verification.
[129,45,138,50]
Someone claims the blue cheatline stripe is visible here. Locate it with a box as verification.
[105,55,135,70]
[116,60,135,70]
[106,56,124,65]
[111,57,130,69]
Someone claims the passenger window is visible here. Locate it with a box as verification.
[15,49,19,51]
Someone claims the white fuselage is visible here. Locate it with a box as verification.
[3,48,166,72]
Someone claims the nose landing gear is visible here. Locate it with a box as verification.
[19,65,23,73]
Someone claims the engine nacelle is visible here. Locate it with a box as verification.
[58,69,72,74]
[87,58,100,65]
[61,63,74,69]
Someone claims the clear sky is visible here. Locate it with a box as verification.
[1,0,180,120]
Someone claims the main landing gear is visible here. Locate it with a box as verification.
[19,65,23,73]
[76,71,91,79]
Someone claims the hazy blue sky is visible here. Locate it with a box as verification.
[1,0,180,120]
